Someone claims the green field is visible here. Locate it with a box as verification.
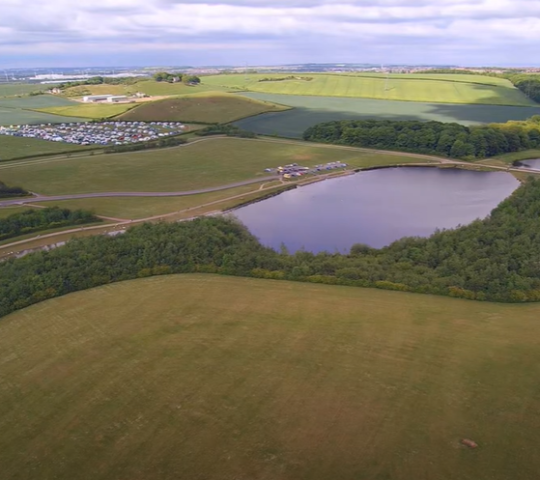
[203,73,535,106]
[1,274,540,480]
[0,83,48,97]
[0,206,34,219]
[345,73,515,87]
[0,95,88,126]
[0,135,93,161]
[36,102,137,119]
[37,183,274,219]
[234,93,540,138]
[0,138,427,195]
[60,81,229,98]
[136,80,230,97]
[118,92,289,123]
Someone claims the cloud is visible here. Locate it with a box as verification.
[0,0,539,67]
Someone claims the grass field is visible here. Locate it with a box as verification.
[203,73,535,106]
[37,183,275,219]
[345,73,515,87]
[0,138,428,195]
[36,103,137,119]
[0,206,34,219]
[118,92,289,123]
[234,93,540,138]
[62,81,231,98]
[0,135,93,161]
[0,83,48,97]
[1,274,540,480]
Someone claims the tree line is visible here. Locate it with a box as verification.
[58,76,145,90]
[0,181,29,198]
[303,117,540,159]
[152,72,201,84]
[0,207,100,242]
[195,124,256,138]
[103,135,187,153]
[3,178,540,318]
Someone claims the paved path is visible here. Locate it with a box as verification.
[0,176,278,207]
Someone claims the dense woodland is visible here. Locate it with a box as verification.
[0,208,100,241]
[0,181,28,198]
[2,178,540,318]
[303,117,540,159]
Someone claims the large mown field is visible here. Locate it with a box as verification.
[0,135,93,160]
[117,92,289,123]
[1,274,540,480]
[234,93,540,138]
[203,73,535,106]
[0,137,428,195]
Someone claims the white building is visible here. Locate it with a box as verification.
[82,95,114,103]
[106,96,128,103]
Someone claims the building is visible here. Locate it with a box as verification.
[106,96,128,103]
[82,95,114,103]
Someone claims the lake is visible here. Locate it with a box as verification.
[234,167,519,253]
[515,159,540,171]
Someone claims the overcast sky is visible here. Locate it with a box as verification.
[2,0,539,68]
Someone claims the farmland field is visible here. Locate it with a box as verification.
[0,83,48,97]
[234,93,540,138]
[135,80,230,97]
[0,206,34,219]
[203,73,536,106]
[118,92,290,123]
[36,103,137,119]
[0,135,93,160]
[36,183,275,219]
[0,94,88,126]
[1,274,540,480]
[0,138,428,195]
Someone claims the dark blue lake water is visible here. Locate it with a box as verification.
[234,167,519,253]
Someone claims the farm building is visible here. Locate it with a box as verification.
[107,96,129,103]
[82,95,114,103]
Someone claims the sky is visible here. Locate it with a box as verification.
[1,0,540,68]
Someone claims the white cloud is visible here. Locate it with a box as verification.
[0,0,539,66]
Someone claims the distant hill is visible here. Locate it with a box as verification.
[203,73,537,106]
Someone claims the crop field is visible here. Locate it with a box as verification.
[0,107,88,126]
[37,183,274,219]
[118,92,289,123]
[234,93,540,138]
[0,83,48,97]
[0,135,93,161]
[62,83,142,98]
[0,137,431,195]
[36,103,137,119]
[203,73,535,106]
[0,95,77,109]
[1,274,540,480]
[344,73,515,87]
[135,80,231,97]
